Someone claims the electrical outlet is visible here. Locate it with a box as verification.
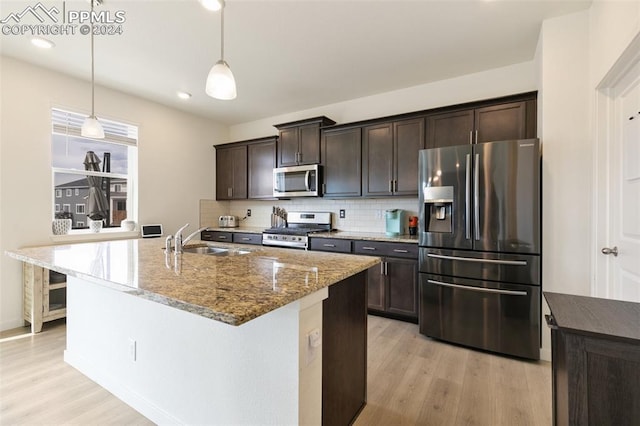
[247,209,251,217]
[339,209,346,219]
[128,338,137,362]
[375,210,382,219]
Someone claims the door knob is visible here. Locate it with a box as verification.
[601,246,618,256]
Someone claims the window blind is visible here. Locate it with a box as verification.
[52,108,138,146]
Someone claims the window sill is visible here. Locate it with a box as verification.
[50,228,140,244]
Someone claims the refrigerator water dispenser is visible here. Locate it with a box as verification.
[423,186,453,233]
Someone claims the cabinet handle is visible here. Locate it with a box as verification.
[469,131,473,145]
[323,243,336,247]
[380,262,385,275]
[227,187,232,197]
[475,129,478,144]
[394,180,398,192]
[241,237,250,241]
[218,236,228,240]
[389,180,393,192]
[362,246,377,251]
[384,261,388,275]
[393,249,409,253]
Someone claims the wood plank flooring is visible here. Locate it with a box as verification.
[0,316,551,425]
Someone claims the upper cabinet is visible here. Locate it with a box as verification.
[362,117,424,197]
[215,136,277,201]
[216,144,247,200]
[274,116,336,167]
[426,95,537,148]
[321,126,362,198]
[247,137,277,199]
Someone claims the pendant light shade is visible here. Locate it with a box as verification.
[81,0,104,139]
[206,60,237,100]
[205,1,237,100]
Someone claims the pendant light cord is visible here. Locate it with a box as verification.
[90,0,95,117]
[220,3,225,61]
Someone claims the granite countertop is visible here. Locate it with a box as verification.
[204,227,419,244]
[7,239,379,326]
[311,230,419,244]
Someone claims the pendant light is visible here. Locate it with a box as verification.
[81,0,105,139]
[205,0,237,100]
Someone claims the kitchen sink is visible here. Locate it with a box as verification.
[182,245,250,256]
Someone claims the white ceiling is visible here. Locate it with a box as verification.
[0,0,592,125]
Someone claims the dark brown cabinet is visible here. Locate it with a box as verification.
[200,230,233,242]
[215,144,247,200]
[321,126,362,198]
[354,241,419,322]
[362,118,424,197]
[545,292,640,426]
[231,232,262,245]
[274,116,335,167]
[247,137,276,199]
[426,96,536,148]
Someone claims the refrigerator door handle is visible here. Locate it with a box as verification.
[427,279,528,296]
[465,153,471,240]
[474,153,480,241]
[427,253,528,266]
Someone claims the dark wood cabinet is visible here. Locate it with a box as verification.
[426,95,536,148]
[322,270,367,426]
[231,232,262,245]
[321,126,362,198]
[308,237,352,253]
[215,144,247,200]
[247,137,276,199]
[200,230,233,242]
[274,116,335,166]
[362,118,424,197]
[366,263,385,312]
[544,292,640,426]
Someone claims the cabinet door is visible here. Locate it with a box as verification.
[362,123,394,197]
[230,146,247,199]
[393,118,424,195]
[298,123,321,165]
[426,109,474,148]
[278,127,299,166]
[386,257,418,319]
[367,264,385,312]
[215,147,233,200]
[475,101,526,143]
[248,140,276,199]
[322,128,362,197]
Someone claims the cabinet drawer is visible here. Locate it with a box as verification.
[232,233,262,245]
[353,241,418,259]
[201,231,233,242]
[309,238,352,253]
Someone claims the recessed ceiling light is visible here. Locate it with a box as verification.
[177,91,192,100]
[31,37,55,49]
[200,0,223,12]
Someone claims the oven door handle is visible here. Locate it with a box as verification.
[427,279,528,296]
[427,253,527,266]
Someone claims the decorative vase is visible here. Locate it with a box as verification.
[89,219,103,233]
[52,219,72,235]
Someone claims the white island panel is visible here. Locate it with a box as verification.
[64,275,327,425]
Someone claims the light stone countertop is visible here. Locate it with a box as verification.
[205,227,419,244]
[6,238,380,326]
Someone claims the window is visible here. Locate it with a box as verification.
[52,108,138,229]
[63,204,71,212]
[77,221,85,228]
[55,189,62,198]
[55,204,60,212]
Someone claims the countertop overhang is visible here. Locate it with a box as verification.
[7,239,380,326]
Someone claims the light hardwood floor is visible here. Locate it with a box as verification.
[1,316,551,425]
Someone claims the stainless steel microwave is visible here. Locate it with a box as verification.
[273,164,321,197]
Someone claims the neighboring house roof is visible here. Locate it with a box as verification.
[56,178,88,189]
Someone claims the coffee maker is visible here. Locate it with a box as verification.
[385,209,405,236]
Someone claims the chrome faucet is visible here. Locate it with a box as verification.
[174,223,208,254]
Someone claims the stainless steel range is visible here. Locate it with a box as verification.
[262,211,332,249]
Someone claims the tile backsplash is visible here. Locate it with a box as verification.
[201,198,419,234]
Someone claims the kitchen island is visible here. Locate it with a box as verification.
[7,238,379,425]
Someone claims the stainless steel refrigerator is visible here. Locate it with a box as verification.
[418,139,541,359]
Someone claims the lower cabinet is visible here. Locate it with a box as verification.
[23,264,67,333]
[366,257,418,322]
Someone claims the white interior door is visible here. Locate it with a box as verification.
[595,49,640,302]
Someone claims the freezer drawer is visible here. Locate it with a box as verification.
[420,248,540,286]
[419,273,540,359]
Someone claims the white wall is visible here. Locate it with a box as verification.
[0,57,227,330]
[229,61,537,141]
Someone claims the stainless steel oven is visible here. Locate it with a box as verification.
[273,164,321,198]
